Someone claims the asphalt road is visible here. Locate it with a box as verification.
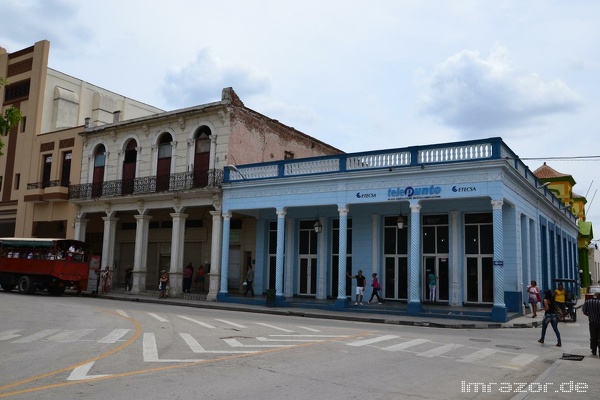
[0,292,592,399]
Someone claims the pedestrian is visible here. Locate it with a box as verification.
[182,262,194,293]
[538,289,561,347]
[244,264,255,297]
[428,270,437,302]
[582,292,600,356]
[158,270,169,299]
[347,269,366,306]
[100,267,112,295]
[554,283,566,321]
[368,272,382,304]
[526,281,540,318]
[125,266,133,291]
[195,265,206,292]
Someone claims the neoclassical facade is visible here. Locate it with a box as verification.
[69,88,342,299]
[218,137,580,322]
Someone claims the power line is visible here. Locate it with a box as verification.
[515,155,600,161]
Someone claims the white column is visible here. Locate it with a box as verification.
[276,209,286,297]
[169,212,188,296]
[337,207,349,301]
[132,214,152,293]
[219,212,232,294]
[101,216,119,272]
[207,210,223,301]
[491,199,507,322]
[450,210,460,306]
[73,217,89,242]
[408,203,422,313]
[492,200,506,308]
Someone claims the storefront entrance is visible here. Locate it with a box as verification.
[423,256,449,302]
[298,221,318,296]
[464,213,494,304]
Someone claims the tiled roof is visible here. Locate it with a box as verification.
[533,162,572,179]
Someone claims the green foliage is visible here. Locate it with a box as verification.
[0,77,24,156]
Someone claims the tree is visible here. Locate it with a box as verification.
[0,77,23,156]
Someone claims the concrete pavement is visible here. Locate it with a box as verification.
[80,289,599,398]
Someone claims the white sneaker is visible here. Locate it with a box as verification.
[378,302,382,305]
[354,302,358,306]
[359,302,363,305]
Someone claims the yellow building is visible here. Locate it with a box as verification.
[0,40,163,239]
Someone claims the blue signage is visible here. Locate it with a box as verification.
[388,185,442,199]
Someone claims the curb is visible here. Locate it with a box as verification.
[80,291,542,330]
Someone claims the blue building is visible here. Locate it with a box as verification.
[217,137,579,322]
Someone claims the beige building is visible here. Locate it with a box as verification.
[0,40,163,239]
[70,87,343,299]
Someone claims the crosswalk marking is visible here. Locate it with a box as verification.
[147,313,169,322]
[177,315,216,329]
[417,343,463,357]
[47,329,95,342]
[143,333,201,363]
[215,319,247,329]
[347,335,399,347]
[383,338,430,351]
[255,323,295,333]
[297,326,321,332]
[223,338,292,348]
[257,337,323,342]
[501,353,538,370]
[179,333,256,353]
[67,362,110,381]
[98,329,131,343]
[458,347,498,363]
[0,329,23,341]
[12,329,61,343]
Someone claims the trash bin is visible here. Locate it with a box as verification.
[266,289,276,307]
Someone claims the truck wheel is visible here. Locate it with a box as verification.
[17,276,36,294]
[48,286,66,296]
[1,283,17,292]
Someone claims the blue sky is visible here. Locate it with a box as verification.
[2,0,599,231]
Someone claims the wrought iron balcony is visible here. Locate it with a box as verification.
[68,169,223,200]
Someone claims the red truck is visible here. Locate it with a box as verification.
[0,238,90,296]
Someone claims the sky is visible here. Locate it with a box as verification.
[1,0,599,236]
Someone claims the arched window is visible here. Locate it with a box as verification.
[122,140,137,195]
[156,134,172,192]
[92,144,106,197]
[193,126,211,187]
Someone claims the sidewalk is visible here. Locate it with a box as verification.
[81,289,598,398]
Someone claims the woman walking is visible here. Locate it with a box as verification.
[368,273,383,304]
[538,289,562,347]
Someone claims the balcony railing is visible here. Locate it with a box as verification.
[27,180,69,190]
[68,169,223,200]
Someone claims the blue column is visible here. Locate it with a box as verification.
[335,207,349,309]
[491,200,507,322]
[408,203,422,314]
[217,212,231,300]
[275,209,286,298]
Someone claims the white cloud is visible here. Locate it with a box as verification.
[161,49,271,109]
[418,45,583,136]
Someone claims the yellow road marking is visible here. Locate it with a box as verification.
[0,309,370,398]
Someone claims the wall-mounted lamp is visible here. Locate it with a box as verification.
[313,219,323,234]
[396,214,405,230]
[536,182,550,189]
[227,165,246,179]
